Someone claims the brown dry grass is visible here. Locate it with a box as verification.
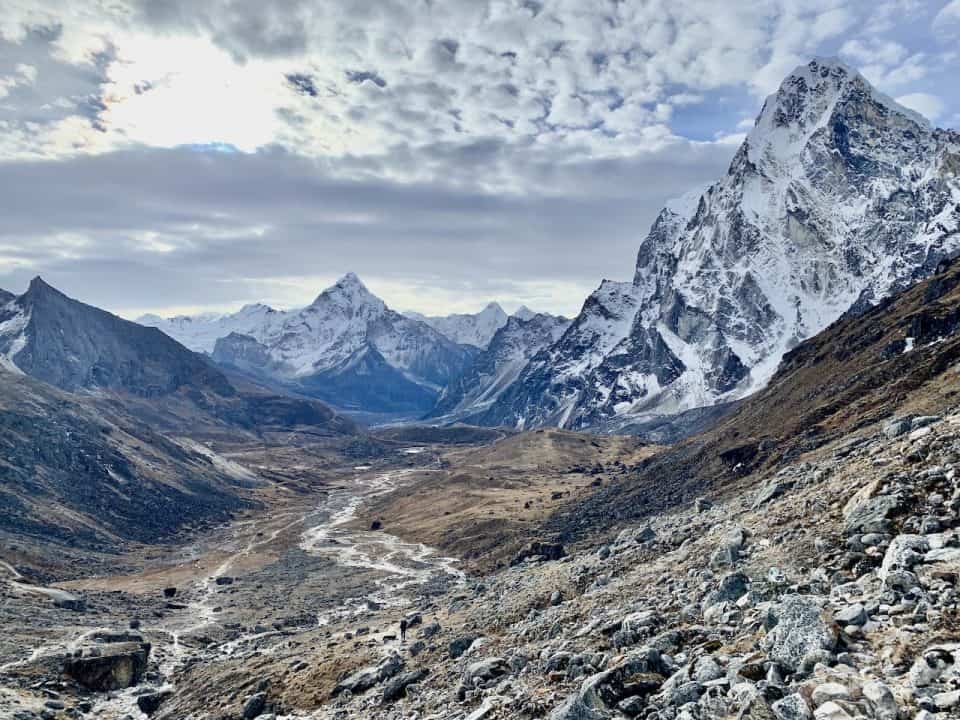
[348,429,658,570]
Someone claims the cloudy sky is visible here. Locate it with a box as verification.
[1,0,958,319]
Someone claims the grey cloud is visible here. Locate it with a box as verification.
[345,70,387,88]
[0,138,733,314]
[0,31,108,129]
[285,72,318,97]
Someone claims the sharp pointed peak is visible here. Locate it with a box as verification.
[24,275,65,300]
[512,305,537,320]
[335,272,366,289]
[312,272,382,307]
[762,56,929,129]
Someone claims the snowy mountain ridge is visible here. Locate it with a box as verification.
[426,310,571,422]
[405,302,508,349]
[480,57,960,432]
[141,273,476,413]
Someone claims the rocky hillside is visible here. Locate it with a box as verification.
[550,254,960,541]
[4,254,960,720]
[144,274,477,414]
[1,277,232,398]
[0,368,252,549]
[483,58,960,433]
[0,278,357,436]
[218,253,960,720]
[429,312,571,422]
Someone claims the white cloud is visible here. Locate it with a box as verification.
[0,0,926,167]
[934,0,960,32]
[0,0,956,314]
[895,92,946,121]
[840,38,907,66]
[0,62,37,98]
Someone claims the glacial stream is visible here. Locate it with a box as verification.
[82,463,465,717]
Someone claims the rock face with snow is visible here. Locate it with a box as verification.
[0,277,233,398]
[483,58,960,432]
[137,303,283,355]
[407,303,509,349]
[147,274,476,413]
[0,278,357,436]
[427,311,571,421]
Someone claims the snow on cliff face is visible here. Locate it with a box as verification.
[406,302,509,349]
[137,304,284,355]
[141,273,474,398]
[427,311,571,421]
[483,58,960,432]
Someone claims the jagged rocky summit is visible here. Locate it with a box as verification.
[480,58,960,432]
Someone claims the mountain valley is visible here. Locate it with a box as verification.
[1,56,960,720]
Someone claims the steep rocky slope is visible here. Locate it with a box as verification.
[429,312,571,422]
[484,58,960,433]
[1,278,232,398]
[550,255,960,540]
[0,368,252,549]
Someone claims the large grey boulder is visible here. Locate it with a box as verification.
[843,496,901,536]
[63,642,151,691]
[549,647,665,720]
[761,596,837,674]
[703,572,750,610]
[382,668,429,704]
[878,534,929,582]
[332,654,403,697]
[459,657,510,697]
[711,527,749,568]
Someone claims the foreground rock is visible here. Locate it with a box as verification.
[63,641,151,691]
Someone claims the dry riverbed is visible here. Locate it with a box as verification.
[0,439,472,719]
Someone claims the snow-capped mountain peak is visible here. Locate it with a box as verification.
[312,272,379,307]
[746,57,928,173]
[405,301,509,349]
[482,58,960,433]
[140,273,475,413]
[512,305,537,321]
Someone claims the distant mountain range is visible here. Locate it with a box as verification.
[426,311,571,422]
[0,277,355,436]
[138,276,558,416]
[131,59,959,433]
[405,302,509,349]
[14,57,957,438]
[0,278,357,548]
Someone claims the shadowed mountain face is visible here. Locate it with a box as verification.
[0,281,360,550]
[0,288,13,305]
[482,58,960,434]
[428,312,571,422]
[0,277,234,398]
[0,369,252,548]
[0,278,358,436]
[547,256,960,540]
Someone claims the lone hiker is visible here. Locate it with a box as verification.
[400,618,408,642]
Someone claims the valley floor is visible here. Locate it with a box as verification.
[1,415,959,720]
